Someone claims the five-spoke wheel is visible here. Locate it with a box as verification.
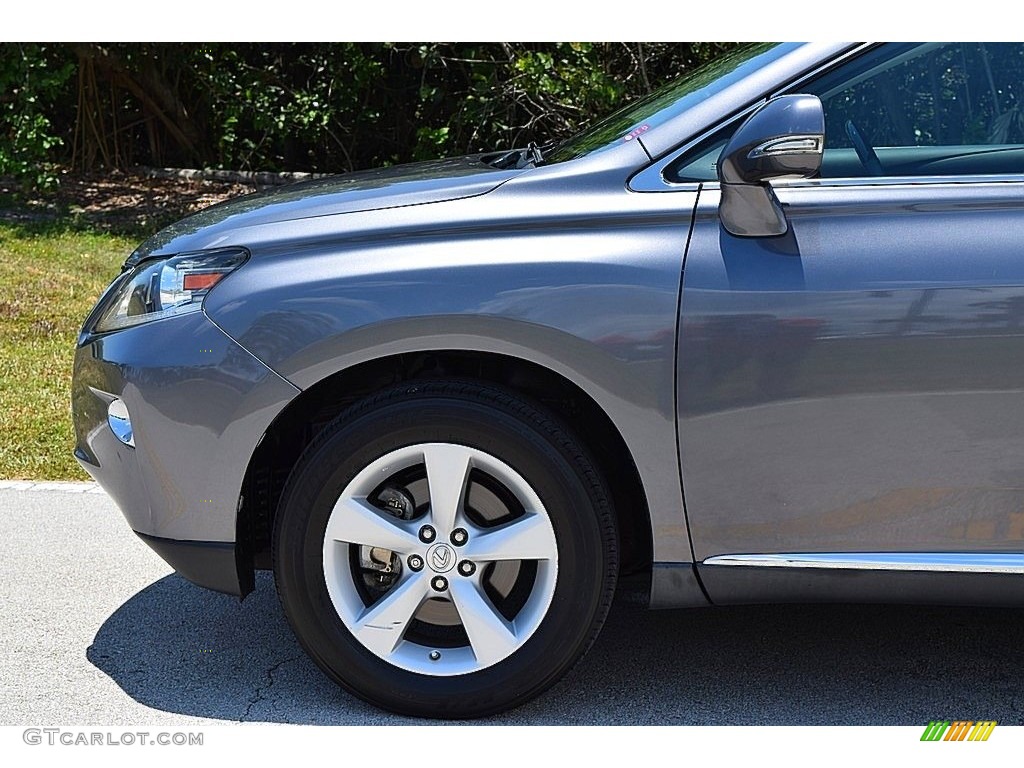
[321,442,559,675]
[273,381,617,717]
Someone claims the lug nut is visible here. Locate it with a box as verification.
[458,560,476,577]
[451,528,468,546]
[419,525,436,543]
[431,576,448,591]
[408,555,424,571]
[429,650,441,661]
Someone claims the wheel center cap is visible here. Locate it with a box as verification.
[426,542,455,573]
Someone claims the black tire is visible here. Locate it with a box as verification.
[273,380,618,718]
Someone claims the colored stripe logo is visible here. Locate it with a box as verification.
[921,721,997,741]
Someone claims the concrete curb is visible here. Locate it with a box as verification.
[0,480,105,494]
[138,166,328,187]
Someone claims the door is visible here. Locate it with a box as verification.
[676,43,1024,602]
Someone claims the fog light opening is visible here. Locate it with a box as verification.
[107,398,135,448]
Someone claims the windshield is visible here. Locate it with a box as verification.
[545,43,794,163]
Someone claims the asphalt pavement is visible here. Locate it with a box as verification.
[2,485,1023,726]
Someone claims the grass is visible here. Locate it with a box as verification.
[0,221,132,479]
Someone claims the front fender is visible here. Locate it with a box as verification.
[203,182,698,564]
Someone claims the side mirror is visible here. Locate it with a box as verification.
[717,94,824,237]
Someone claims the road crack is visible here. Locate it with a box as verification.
[240,655,303,722]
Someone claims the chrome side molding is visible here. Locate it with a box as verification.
[702,552,1024,574]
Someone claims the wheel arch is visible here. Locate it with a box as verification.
[236,349,654,597]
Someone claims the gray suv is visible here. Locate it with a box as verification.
[73,42,1024,717]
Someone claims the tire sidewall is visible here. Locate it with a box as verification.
[274,388,614,717]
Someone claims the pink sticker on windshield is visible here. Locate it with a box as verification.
[623,124,650,142]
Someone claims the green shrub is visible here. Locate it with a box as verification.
[0,44,73,189]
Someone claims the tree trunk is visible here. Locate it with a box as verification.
[72,43,203,166]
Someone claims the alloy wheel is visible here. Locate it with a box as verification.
[321,442,559,676]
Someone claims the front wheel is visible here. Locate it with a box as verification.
[273,381,618,717]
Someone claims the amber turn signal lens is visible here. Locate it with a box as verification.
[182,272,225,291]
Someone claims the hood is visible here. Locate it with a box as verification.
[129,155,522,262]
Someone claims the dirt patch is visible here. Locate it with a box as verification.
[1,170,257,235]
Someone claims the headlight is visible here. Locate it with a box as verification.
[92,248,248,333]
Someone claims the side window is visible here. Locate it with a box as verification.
[669,130,732,182]
[808,42,1024,178]
[666,43,1024,183]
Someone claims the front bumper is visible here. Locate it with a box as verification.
[72,311,299,596]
